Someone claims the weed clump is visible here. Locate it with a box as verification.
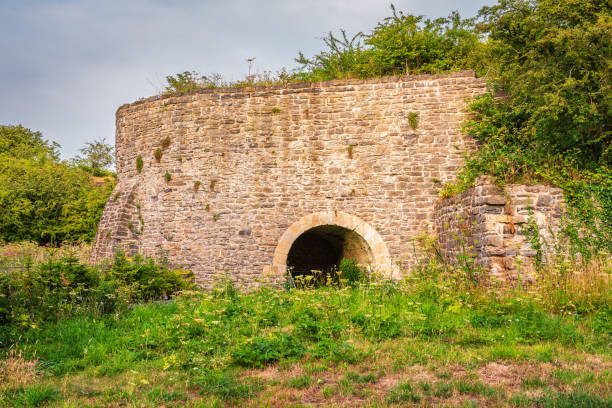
[407,112,419,129]
[347,144,354,159]
[154,148,162,163]
[232,333,303,368]
[161,136,171,149]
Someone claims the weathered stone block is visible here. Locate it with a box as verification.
[486,195,507,205]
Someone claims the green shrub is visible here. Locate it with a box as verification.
[231,332,303,368]
[338,258,365,287]
[21,384,61,406]
[407,112,419,129]
[0,256,113,337]
[0,127,115,245]
[136,155,143,173]
[109,251,192,302]
[295,7,483,82]
[165,71,204,94]
[0,251,192,347]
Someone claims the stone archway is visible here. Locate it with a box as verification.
[270,211,399,279]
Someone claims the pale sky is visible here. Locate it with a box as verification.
[0,0,494,159]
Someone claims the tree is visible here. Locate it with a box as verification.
[468,0,612,168]
[0,126,115,244]
[0,124,59,160]
[294,6,484,81]
[73,138,114,174]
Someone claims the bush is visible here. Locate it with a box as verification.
[338,258,366,286]
[0,251,192,347]
[108,251,192,302]
[231,332,303,368]
[295,7,484,82]
[0,125,115,245]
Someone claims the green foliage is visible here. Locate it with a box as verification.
[165,171,171,183]
[136,155,143,173]
[0,125,59,160]
[347,144,354,159]
[367,8,483,75]
[525,391,612,408]
[475,0,611,165]
[11,384,61,407]
[165,71,224,94]
[165,71,204,94]
[338,258,366,287]
[560,184,612,259]
[0,126,115,245]
[231,332,303,368]
[289,374,313,389]
[2,257,610,405]
[72,137,114,173]
[407,112,419,129]
[0,256,112,341]
[295,7,484,81]
[195,371,262,400]
[108,251,192,302]
[154,148,162,162]
[0,251,191,346]
[454,1,612,193]
[387,382,422,403]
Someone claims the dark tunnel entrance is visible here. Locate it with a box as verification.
[286,225,373,284]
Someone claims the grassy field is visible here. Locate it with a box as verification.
[1,257,610,408]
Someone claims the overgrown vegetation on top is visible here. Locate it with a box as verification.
[165,1,611,205]
[0,240,609,407]
[293,6,485,81]
[446,0,611,197]
[0,125,115,245]
[298,0,612,194]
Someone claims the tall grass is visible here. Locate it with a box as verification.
[0,241,91,270]
[0,248,609,406]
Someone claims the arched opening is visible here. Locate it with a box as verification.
[286,224,373,283]
[269,211,399,280]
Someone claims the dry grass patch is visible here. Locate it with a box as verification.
[0,349,38,390]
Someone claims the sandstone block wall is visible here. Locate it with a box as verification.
[435,177,564,280]
[91,71,488,287]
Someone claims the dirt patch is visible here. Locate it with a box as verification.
[477,362,523,392]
